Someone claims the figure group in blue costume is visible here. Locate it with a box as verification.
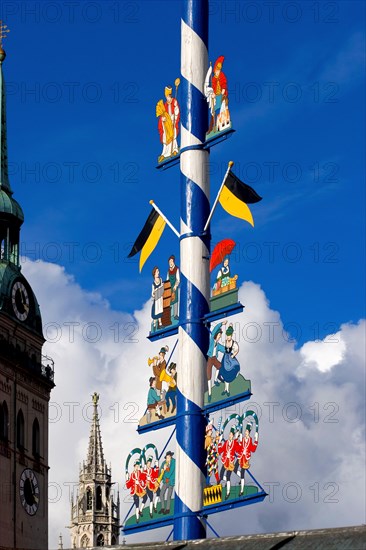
[205,321,250,406]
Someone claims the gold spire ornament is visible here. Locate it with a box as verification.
[0,21,10,62]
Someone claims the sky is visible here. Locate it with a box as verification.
[1,0,365,547]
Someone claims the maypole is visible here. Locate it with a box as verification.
[124,0,267,542]
[174,0,209,540]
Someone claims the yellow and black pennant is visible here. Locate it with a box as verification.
[128,208,166,272]
[219,170,262,226]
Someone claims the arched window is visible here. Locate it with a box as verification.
[0,401,9,441]
[96,534,104,546]
[86,487,92,510]
[80,534,89,548]
[96,485,102,510]
[17,409,25,450]
[32,418,40,457]
[111,535,116,546]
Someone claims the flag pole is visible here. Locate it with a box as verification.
[149,200,180,238]
[203,160,234,232]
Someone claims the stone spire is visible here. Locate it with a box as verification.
[0,21,11,195]
[86,392,106,475]
[69,393,120,547]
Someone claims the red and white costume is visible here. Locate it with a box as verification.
[126,470,147,497]
[237,436,258,468]
[218,438,239,471]
[145,465,160,493]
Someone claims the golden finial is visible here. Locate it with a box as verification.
[0,21,10,62]
[92,392,99,405]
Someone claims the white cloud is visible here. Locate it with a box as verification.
[299,332,346,374]
[21,262,366,548]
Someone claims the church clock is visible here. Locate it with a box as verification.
[12,280,30,321]
[19,469,40,516]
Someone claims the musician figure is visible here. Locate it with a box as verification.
[158,451,175,515]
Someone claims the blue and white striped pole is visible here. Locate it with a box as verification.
[175,0,209,541]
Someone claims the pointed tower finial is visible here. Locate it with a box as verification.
[0,21,10,62]
[0,20,17,197]
[86,392,105,473]
[0,20,10,63]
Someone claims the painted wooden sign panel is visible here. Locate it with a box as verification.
[124,445,176,527]
[151,255,180,335]
[204,412,260,506]
[209,239,239,313]
[205,321,250,407]
[204,56,231,140]
[139,344,177,428]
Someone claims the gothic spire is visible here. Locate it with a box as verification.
[0,21,12,195]
[86,392,105,473]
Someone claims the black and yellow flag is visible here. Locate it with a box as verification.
[219,170,262,226]
[128,208,166,272]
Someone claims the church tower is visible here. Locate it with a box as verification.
[0,29,55,549]
[70,393,120,547]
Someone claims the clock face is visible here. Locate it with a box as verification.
[19,469,40,516]
[12,281,30,321]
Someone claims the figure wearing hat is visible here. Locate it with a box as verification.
[213,255,231,292]
[149,345,168,397]
[156,345,169,398]
[218,426,240,499]
[125,459,148,523]
[143,456,161,518]
[158,451,176,515]
[204,423,220,486]
[146,377,165,423]
[218,323,240,397]
[157,83,180,163]
[235,423,258,496]
[207,320,227,402]
[204,56,230,134]
[161,362,177,414]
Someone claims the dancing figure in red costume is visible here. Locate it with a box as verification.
[143,456,161,518]
[125,460,147,523]
[235,422,258,496]
[218,427,240,499]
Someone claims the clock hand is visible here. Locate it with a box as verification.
[30,479,38,503]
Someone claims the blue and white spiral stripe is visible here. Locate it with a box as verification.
[174,0,209,541]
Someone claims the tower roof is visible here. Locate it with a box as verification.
[85,392,106,474]
[0,29,24,225]
[0,39,12,196]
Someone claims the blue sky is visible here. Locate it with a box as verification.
[3,0,365,346]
